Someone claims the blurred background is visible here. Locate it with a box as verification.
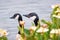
[0,0,60,40]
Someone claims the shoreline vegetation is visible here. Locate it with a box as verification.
[17,4,60,40]
[0,4,60,40]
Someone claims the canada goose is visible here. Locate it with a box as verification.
[23,12,39,26]
[10,13,23,34]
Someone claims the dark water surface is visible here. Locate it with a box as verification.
[0,0,60,40]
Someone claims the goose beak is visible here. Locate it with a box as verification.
[23,15,30,18]
[10,16,15,19]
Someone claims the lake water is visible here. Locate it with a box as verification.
[0,0,60,40]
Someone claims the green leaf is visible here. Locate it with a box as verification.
[58,35,60,40]
[51,23,57,29]
[24,29,30,36]
[17,26,21,31]
[51,6,59,16]
[41,19,51,26]
[0,36,8,40]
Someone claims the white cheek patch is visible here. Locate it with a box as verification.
[15,15,19,19]
[30,16,36,21]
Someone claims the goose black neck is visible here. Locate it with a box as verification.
[18,15,23,34]
[18,16,23,21]
[34,17,39,26]
[18,16,23,27]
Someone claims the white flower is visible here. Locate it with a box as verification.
[37,27,43,33]
[0,29,8,37]
[55,10,60,13]
[52,15,57,17]
[55,16,60,18]
[52,15,60,18]
[50,29,58,34]
[50,29,55,34]
[44,28,49,32]
[30,26,37,31]
[37,27,49,33]
[50,29,60,38]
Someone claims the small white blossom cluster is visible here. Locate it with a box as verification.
[55,7,60,14]
[50,29,60,34]
[52,4,60,18]
[53,15,60,18]
[55,9,60,13]
[0,29,8,37]
[30,26,49,33]
[37,27,49,33]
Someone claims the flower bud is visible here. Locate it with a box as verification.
[42,24,48,28]
[19,21,25,25]
[30,26,37,31]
